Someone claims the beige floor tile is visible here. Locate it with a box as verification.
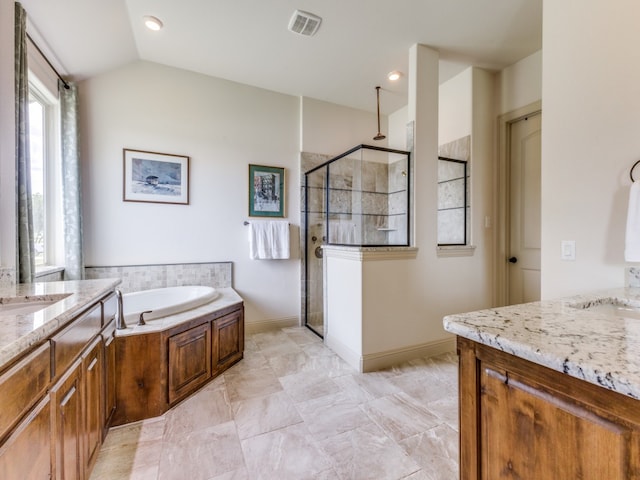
[232,390,303,439]
[241,423,335,480]
[93,327,460,480]
[278,369,341,403]
[399,424,459,480]
[158,421,245,480]
[361,392,442,442]
[318,422,421,480]
[224,365,283,402]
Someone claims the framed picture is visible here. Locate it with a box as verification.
[123,149,190,205]
[248,164,285,217]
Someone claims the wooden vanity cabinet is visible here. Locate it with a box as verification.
[0,289,117,480]
[458,337,640,480]
[115,303,244,424]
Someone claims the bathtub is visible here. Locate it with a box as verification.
[122,285,219,325]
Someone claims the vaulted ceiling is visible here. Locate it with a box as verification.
[20,0,542,114]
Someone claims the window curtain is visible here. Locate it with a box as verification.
[15,2,35,284]
[60,80,85,280]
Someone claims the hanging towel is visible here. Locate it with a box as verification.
[626,181,640,262]
[248,220,290,260]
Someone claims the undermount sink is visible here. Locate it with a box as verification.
[0,294,72,316]
[571,300,640,319]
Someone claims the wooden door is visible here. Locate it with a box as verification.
[168,323,211,404]
[508,112,541,304]
[0,395,52,479]
[51,358,84,480]
[83,337,103,474]
[212,309,244,374]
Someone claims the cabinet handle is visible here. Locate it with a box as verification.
[60,385,77,407]
[87,357,98,371]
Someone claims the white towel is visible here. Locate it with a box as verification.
[626,182,640,262]
[248,221,290,260]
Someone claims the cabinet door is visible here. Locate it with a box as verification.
[83,336,104,475]
[0,395,52,479]
[103,322,116,438]
[51,358,84,480]
[212,309,244,374]
[480,365,638,479]
[168,323,211,404]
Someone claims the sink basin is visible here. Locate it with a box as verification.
[572,300,640,319]
[0,301,57,315]
[0,293,72,316]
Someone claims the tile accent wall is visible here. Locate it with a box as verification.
[84,262,232,294]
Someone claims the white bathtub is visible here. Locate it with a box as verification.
[122,285,219,325]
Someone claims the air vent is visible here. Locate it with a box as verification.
[288,10,322,36]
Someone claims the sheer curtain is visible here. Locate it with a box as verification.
[60,80,85,280]
[15,2,35,283]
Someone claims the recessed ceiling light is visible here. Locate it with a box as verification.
[387,71,402,81]
[143,15,163,31]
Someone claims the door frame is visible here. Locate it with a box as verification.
[494,100,542,307]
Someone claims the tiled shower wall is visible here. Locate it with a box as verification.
[85,262,232,294]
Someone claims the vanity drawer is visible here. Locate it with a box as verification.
[0,343,51,442]
[102,292,117,326]
[52,302,102,377]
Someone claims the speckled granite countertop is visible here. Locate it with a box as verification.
[115,287,243,336]
[0,279,121,369]
[443,288,640,400]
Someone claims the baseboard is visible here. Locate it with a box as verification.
[245,316,299,334]
[361,337,456,372]
[324,334,456,373]
[324,333,362,372]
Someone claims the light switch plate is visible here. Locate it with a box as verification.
[561,240,576,261]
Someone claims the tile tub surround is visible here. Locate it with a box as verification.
[0,278,121,368]
[443,287,640,400]
[85,262,232,293]
[115,287,243,336]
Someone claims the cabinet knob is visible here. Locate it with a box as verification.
[508,257,518,264]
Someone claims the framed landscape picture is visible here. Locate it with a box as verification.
[123,149,190,205]
[248,164,285,217]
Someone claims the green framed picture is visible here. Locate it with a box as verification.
[248,164,285,217]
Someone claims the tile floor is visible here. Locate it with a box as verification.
[90,327,460,480]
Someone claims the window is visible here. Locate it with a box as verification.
[27,75,61,267]
[437,157,468,246]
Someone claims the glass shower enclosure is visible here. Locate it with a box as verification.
[303,144,411,337]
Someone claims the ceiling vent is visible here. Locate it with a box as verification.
[288,10,322,36]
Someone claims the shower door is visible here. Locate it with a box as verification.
[304,167,327,337]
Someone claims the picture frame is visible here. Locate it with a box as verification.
[248,164,285,217]
[123,149,190,205]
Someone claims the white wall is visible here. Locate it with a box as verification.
[496,50,542,115]
[0,0,15,268]
[80,60,301,325]
[439,68,472,145]
[301,97,384,156]
[541,1,640,298]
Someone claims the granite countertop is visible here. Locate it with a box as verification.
[115,287,243,336]
[0,278,121,369]
[443,288,640,400]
